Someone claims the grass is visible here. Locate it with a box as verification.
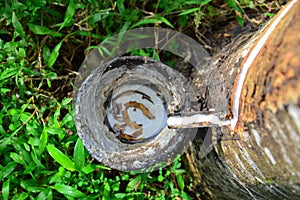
[0,0,283,199]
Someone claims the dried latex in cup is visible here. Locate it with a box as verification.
[106,81,168,143]
[75,56,197,171]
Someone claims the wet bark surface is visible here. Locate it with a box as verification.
[184,1,300,199]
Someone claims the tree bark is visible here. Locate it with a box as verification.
[185,1,300,199]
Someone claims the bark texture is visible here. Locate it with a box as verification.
[185,1,300,199]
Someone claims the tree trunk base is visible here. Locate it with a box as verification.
[184,1,300,199]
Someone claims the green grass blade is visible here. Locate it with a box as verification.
[74,138,85,170]
[52,183,86,198]
[46,144,75,172]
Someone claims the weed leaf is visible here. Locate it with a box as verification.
[61,97,72,106]
[132,18,163,28]
[2,180,9,200]
[39,128,48,155]
[0,88,11,94]
[14,193,28,200]
[46,144,75,171]
[1,162,16,179]
[103,182,111,199]
[114,193,126,198]
[132,16,174,28]
[181,191,192,200]
[179,8,199,16]
[158,16,174,28]
[48,41,63,68]
[127,175,141,191]
[96,164,111,170]
[200,0,212,6]
[52,183,86,198]
[46,127,65,135]
[117,0,126,15]
[12,12,25,38]
[81,164,96,174]
[227,0,244,26]
[30,150,44,169]
[0,68,19,81]
[42,45,51,64]
[20,180,41,192]
[24,162,38,174]
[176,173,185,191]
[60,0,75,30]
[74,138,85,170]
[10,152,27,166]
[37,188,53,200]
[28,23,52,35]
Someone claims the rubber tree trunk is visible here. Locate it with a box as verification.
[185,1,300,199]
